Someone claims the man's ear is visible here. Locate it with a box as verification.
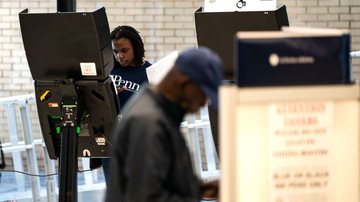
[178,73,191,89]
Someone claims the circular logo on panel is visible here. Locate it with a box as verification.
[269,53,280,67]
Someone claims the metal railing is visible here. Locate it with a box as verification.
[0,94,105,201]
[350,51,360,58]
[183,107,220,182]
[0,94,42,201]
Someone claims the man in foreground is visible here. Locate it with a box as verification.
[106,47,223,202]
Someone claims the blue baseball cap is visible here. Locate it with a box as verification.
[175,47,223,108]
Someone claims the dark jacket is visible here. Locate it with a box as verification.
[106,86,201,202]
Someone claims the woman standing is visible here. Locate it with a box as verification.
[110,25,152,107]
[103,25,151,185]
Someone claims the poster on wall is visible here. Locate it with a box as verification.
[203,0,276,12]
[268,101,334,202]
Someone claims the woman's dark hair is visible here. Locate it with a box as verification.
[111,25,145,66]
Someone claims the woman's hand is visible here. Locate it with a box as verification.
[117,86,127,93]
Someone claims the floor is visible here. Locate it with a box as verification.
[0,171,216,202]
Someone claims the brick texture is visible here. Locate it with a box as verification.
[1,0,360,144]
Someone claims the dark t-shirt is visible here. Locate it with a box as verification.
[110,60,151,109]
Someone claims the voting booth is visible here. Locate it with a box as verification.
[218,12,358,200]
[19,7,119,202]
[220,84,360,202]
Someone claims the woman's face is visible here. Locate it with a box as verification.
[112,38,136,67]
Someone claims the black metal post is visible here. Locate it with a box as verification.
[59,125,78,202]
[57,0,76,12]
[58,86,79,202]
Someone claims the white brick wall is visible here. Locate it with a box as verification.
[1,0,360,141]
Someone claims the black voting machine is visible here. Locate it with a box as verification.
[195,5,289,80]
[195,5,289,153]
[19,7,119,202]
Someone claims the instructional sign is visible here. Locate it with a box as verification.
[268,101,334,202]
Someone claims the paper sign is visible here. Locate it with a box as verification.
[80,62,97,76]
[204,0,276,12]
[268,101,334,202]
[146,51,178,85]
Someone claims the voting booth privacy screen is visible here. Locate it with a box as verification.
[19,8,119,159]
[195,5,289,80]
[19,7,113,81]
